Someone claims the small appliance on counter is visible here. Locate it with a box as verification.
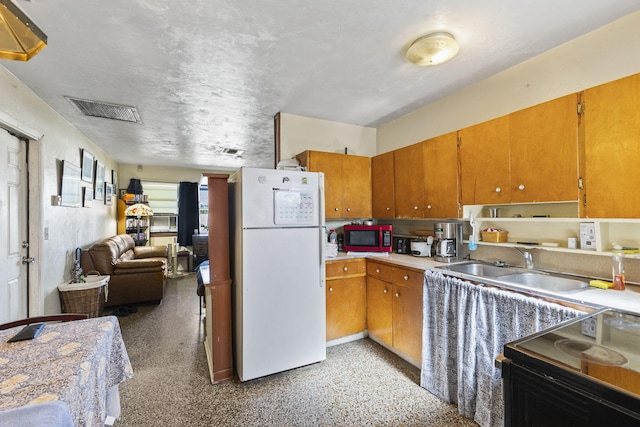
[410,236,433,257]
[434,221,463,262]
[394,237,412,254]
[343,224,392,252]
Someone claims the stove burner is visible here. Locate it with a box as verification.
[554,339,628,366]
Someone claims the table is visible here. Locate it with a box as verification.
[0,316,133,426]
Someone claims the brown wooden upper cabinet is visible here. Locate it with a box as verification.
[297,150,372,219]
[459,94,579,205]
[394,133,459,219]
[422,131,460,218]
[394,142,425,218]
[509,94,579,203]
[459,115,511,205]
[371,151,395,218]
[582,73,640,218]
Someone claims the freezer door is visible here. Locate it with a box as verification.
[237,227,326,381]
[238,167,321,228]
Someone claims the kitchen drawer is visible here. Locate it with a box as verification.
[326,258,366,280]
[367,261,393,283]
[391,267,425,290]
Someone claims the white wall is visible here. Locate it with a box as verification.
[0,64,118,315]
[117,164,225,190]
[377,11,640,153]
[279,113,376,162]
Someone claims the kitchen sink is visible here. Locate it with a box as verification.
[438,262,593,294]
[444,262,515,277]
[497,272,590,293]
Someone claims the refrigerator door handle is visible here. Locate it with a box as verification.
[319,226,326,288]
[318,172,325,288]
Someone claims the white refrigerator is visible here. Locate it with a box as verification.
[229,167,326,382]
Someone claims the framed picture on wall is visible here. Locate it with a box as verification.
[94,161,105,201]
[105,182,113,205]
[111,170,118,195]
[83,187,93,207]
[61,161,82,207]
[81,150,94,183]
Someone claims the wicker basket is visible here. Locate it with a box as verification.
[481,231,509,243]
[58,276,109,318]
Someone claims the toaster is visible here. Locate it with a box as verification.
[410,240,432,257]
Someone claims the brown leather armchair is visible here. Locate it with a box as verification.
[81,234,167,307]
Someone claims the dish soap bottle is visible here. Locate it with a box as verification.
[612,252,626,291]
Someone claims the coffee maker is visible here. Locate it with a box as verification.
[434,222,463,262]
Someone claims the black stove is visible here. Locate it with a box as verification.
[502,308,640,426]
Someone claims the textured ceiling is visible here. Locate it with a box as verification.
[3,0,639,170]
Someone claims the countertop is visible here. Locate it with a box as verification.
[326,252,640,315]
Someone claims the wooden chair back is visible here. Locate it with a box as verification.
[0,314,89,330]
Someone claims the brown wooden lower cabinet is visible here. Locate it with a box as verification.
[367,260,424,364]
[325,258,367,341]
[366,276,393,346]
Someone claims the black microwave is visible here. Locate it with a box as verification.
[343,225,393,252]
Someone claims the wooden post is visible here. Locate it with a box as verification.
[202,173,232,383]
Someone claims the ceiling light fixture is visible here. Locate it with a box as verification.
[0,0,47,61]
[405,32,459,66]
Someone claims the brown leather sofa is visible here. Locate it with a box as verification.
[81,234,167,307]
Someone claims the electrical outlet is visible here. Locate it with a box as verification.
[581,317,597,338]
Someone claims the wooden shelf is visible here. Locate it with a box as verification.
[460,203,640,255]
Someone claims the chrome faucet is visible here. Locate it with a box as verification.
[513,247,534,269]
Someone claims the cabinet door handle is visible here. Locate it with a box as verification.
[518,184,525,191]
[334,207,339,211]
[386,207,390,211]
[395,292,400,298]
[343,267,348,271]
[376,268,381,273]
[346,207,351,212]
[414,206,419,210]
[383,288,388,294]
[404,275,409,280]
[427,205,432,209]
[329,287,333,292]
[495,187,501,193]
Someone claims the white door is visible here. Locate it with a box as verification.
[0,129,28,323]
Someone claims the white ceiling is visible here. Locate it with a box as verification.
[4,1,639,170]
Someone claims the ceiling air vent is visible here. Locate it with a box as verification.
[66,97,141,123]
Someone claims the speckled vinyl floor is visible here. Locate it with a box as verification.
[116,275,477,426]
